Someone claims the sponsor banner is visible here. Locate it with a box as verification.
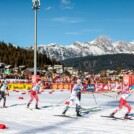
[115,82,122,90]
[103,84,110,90]
[122,74,134,87]
[123,74,131,91]
[110,83,116,91]
[95,83,103,92]
[8,84,32,90]
[94,82,122,92]
[131,75,134,86]
[123,75,130,86]
[51,83,71,90]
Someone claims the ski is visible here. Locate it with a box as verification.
[77,115,89,118]
[54,114,89,119]
[70,106,101,114]
[128,113,134,117]
[80,110,90,115]
[101,115,133,120]
[54,114,78,119]
[101,115,118,119]
[9,103,27,108]
[26,107,42,110]
[0,106,8,108]
[41,105,53,109]
[80,107,101,113]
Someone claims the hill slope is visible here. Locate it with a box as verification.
[61,54,134,73]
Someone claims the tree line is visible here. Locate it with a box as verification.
[0,41,60,68]
[61,54,134,74]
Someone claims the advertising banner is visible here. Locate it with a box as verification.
[8,84,32,90]
[123,74,130,86]
[51,83,71,90]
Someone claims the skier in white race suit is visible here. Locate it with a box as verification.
[62,79,84,116]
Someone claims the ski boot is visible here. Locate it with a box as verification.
[76,104,82,112]
[109,112,115,118]
[3,101,7,108]
[76,106,82,117]
[27,103,30,108]
[35,104,40,109]
[62,106,69,115]
[3,105,8,108]
[77,111,82,117]
[124,114,131,119]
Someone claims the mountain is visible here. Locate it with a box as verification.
[26,35,134,61]
[61,54,134,73]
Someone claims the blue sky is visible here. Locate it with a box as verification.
[0,0,134,47]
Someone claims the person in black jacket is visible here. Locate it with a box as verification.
[0,81,9,108]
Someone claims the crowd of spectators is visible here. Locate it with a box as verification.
[0,66,123,90]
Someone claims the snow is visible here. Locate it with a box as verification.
[89,45,105,55]
[1,90,134,134]
[26,35,134,60]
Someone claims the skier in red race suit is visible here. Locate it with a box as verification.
[109,84,134,119]
[27,81,42,109]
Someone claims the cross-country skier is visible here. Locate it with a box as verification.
[62,79,84,116]
[109,85,134,119]
[0,81,9,108]
[27,81,42,109]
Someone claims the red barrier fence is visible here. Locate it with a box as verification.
[50,82,123,92]
[123,74,134,87]
[49,75,134,91]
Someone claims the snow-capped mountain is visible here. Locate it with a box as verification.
[26,35,134,61]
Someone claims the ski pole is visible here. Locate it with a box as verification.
[100,93,115,99]
[49,96,70,110]
[52,91,80,108]
[126,92,133,99]
[54,96,71,107]
[53,93,76,108]
[92,91,98,105]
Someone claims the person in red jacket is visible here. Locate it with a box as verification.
[27,81,42,109]
[109,85,134,119]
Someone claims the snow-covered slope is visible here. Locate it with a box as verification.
[26,35,134,61]
[1,90,134,134]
